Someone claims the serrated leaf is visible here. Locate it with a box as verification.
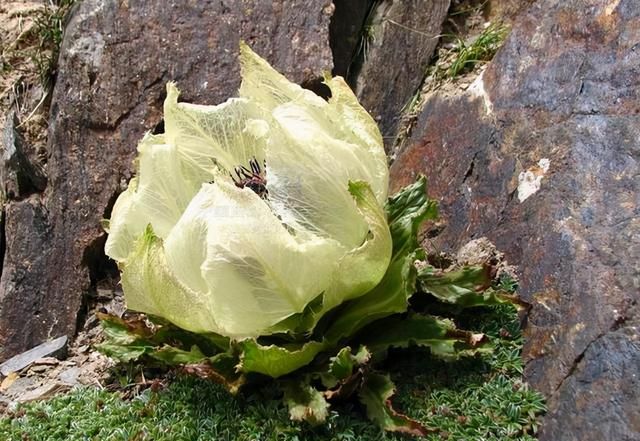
[97,313,155,343]
[237,339,326,378]
[182,352,245,395]
[358,314,490,358]
[95,314,156,362]
[358,373,434,436]
[95,342,152,363]
[282,381,330,426]
[328,346,371,381]
[385,177,438,259]
[418,264,520,307]
[150,345,207,365]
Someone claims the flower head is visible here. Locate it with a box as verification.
[105,44,391,338]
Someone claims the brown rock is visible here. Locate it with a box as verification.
[0,0,335,361]
[353,0,450,149]
[390,0,640,438]
[486,0,536,21]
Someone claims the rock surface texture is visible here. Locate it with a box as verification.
[353,0,450,149]
[0,0,336,360]
[390,0,640,439]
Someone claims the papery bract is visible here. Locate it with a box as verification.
[104,44,391,338]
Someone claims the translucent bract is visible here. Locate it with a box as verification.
[104,44,391,338]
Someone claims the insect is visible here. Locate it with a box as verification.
[231,157,268,199]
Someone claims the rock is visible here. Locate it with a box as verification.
[58,367,81,386]
[0,376,37,400]
[456,238,502,267]
[389,0,640,438]
[32,357,59,366]
[328,0,371,77]
[1,111,47,200]
[539,326,640,441]
[17,382,68,403]
[27,365,49,374]
[0,196,55,359]
[353,0,450,148]
[486,0,536,21]
[0,0,336,361]
[0,336,67,376]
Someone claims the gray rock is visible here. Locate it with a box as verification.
[0,376,37,398]
[1,111,47,200]
[0,336,67,376]
[389,0,640,438]
[539,325,640,441]
[0,0,336,361]
[353,0,450,149]
[58,366,81,385]
[17,382,68,403]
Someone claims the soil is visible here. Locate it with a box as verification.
[0,1,60,166]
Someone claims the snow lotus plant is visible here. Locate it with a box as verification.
[99,44,519,436]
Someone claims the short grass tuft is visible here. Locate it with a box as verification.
[445,22,508,78]
[31,0,76,86]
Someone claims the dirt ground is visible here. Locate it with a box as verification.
[1,1,68,163]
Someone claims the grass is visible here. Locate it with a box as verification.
[421,21,508,88]
[1,0,76,142]
[445,22,508,78]
[31,0,76,86]
[392,19,509,154]
[0,304,545,441]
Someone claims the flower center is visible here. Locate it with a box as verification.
[231,157,268,199]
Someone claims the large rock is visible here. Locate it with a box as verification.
[0,196,53,357]
[353,0,450,148]
[390,0,640,438]
[328,0,371,77]
[1,112,47,200]
[0,0,336,361]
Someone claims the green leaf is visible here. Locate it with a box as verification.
[282,381,330,425]
[358,314,490,358]
[320,345,371,398]
[418,264,519,307]
[95,314,155,362]
[97,313,155,342]
[237,339,326,378]
[325,177,437,342]
[150,345,207,365]
[328,346,371,381]
[385,176,438,261]
[96,312,230,365]
[358,373,434,436]
[95,342,152,363]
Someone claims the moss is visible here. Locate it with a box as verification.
[0,305,544,441]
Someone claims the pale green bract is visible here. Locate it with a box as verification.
[104,43,391,338]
